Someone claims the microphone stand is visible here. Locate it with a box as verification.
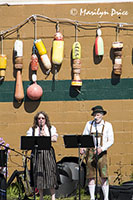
[39,122,43,135]
[0,143,31,159]
[95,121,98,200]
[33,124,42,200]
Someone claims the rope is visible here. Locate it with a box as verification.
[0,14,133,39]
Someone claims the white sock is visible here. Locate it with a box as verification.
[52,193,55,200]
[88,184,95,200]
[102,184,109,200]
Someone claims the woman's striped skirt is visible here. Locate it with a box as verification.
[31,147,58,190]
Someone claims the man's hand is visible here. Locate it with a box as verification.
[94,147,102,155]
[80,148,86,155]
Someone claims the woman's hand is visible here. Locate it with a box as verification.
[51,135,57,142]
[39,129,46,136]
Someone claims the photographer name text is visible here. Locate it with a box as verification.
[80,8,128,18]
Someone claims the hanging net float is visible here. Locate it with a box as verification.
[27,81,43,101]
[0,54,7,81]
[95,28,104,56]
[14,39,24,102]
[30,54,39,71]
[35,39,51,73]
[71,41,82,87]
[52,30,64,65]
[112,41,123,75]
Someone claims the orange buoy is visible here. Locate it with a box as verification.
[30,54,39,71]
[14,70,24,102]
[27,82,43,100]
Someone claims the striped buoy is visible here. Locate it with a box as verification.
[95,29,104,56]
[71,41,82,87]
[112,41,123,75]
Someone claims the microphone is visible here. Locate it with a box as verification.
[40,121,42,131]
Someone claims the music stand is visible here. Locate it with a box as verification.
[20,136,51,200]
[0,149,8,200]
[21,136,51,150]
[63,135,94,200]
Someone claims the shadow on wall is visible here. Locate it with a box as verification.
[110,47,120,85]
[93,43,103,65]
[13,97,41,113]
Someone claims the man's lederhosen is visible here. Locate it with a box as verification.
[86,121,108,179]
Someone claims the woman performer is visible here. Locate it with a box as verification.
[26,111,58,200]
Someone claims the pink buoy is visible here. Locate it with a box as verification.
[27,82,43,100]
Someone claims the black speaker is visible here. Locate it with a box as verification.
[62,162,85,187]
[55,180,78,198]
[54,157,86,198]
[55,162,78,198]
[109,184,133,200]
[43,162,78,198]
[57,163,72,184]
[57,156,86,187]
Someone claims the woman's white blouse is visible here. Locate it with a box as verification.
[26,125,58,137]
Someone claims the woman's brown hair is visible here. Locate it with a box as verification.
[32,111,51,131]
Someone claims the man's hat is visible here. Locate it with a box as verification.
[91,105,107,116]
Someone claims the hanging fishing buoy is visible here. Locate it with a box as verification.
[0,54,7,81]
[31,54,39,71]
[27,82,43,100]
[27,20,43,101]
[30,53,38,82]
[27,58,43,100]
[112,41,123,75]
[14,39,24,102]
[112,25,123,75]
[27,47,43,100]
[35,39,51,72]
[71,41,82,87]
[52,23,64,65]
[14,39,23,68]
[30,18,39,79]
[95,28,104,56]
[0,36,7,81]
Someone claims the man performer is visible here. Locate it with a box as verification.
[80,105,114,200]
